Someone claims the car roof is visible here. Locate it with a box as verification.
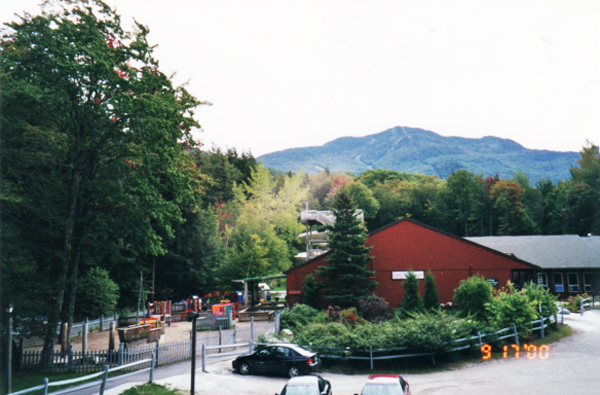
[263,343,316,356]
[286,375,320,386]
[366,375,401,385]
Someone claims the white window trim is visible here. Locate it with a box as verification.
[567,272,580,293]
[537,272,548,288]
[583,273,592,293]
[554,273,564,293]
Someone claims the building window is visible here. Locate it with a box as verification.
[537,273,548,288]
[554,273,564,293]
[583,273,592,293]
[567,273,579,293]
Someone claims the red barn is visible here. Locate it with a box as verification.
[285,218,539,308]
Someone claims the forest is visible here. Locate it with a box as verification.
[1,1,599,353]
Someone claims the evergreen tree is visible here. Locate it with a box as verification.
[423,271,440,311]
[301,274,321,310]
[400,271,424,315]
[317,189,377,308]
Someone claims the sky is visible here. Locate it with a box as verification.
[2,0,599,157]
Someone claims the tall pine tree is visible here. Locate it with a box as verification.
[317,189,377,308]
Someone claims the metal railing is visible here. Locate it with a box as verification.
[8,355,155,395]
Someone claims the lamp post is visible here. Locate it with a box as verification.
[186,312,199,395]
[5,304,13,395]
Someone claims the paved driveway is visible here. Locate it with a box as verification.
[105,310,600,395]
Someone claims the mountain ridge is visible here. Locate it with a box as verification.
[258,126,579,182]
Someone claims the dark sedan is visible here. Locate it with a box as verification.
[232,343,322,378]
[277,375,332,395]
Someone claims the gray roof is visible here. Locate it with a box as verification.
[465,235,600,270]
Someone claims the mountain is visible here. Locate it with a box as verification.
[258,126,579,182]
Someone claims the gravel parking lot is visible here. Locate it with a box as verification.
[106,310,600,395]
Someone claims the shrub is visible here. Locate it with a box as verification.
[485,282,537,338]
[357,294,390,322]
[394,311,470,353]
[522,281,558,317]
[399,271,424,316]
[280,304,319,332]
[301,274,321,309]
[423,271,440,311]
[453,274,493,321]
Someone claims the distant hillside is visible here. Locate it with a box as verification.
[258,127,579,182]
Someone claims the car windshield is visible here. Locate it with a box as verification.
[281,385,320,395]
[361,384,402,395]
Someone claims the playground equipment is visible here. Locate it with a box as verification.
[297,205,364,261]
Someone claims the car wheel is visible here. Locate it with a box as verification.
[288,366,300,378]
[239,362,251,375]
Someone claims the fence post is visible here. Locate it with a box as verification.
[118,342,124,366]
[309,342,312,352]
[233,324,237,344]
[20,338,25,370]
[42,377,49,395]
[219,326,222,353]
[99,365,109,395]
[82,318,88,356]
[155,341,160,367]
[100,315,104,331]
[248,340,252,354]
[68,345,73,372]
[369,346,373,371]
[511,323,519,346]
[202,344,206,373]
[477,331,483,353]
[580,295,584,316]
[149,350,156,383]
[540,317,545,339]
[251,317,254,341]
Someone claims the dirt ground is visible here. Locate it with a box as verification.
[67,320,197,352]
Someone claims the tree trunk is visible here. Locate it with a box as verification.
[42,168,81,364]
[65,248,81,350]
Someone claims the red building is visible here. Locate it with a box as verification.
[285,218,539,308]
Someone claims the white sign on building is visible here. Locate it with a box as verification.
[391,271,425,280]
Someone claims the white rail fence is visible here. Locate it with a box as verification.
[8,357,155,395]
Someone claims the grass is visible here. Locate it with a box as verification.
[320,324,574,376]
[121,383,185,395]
[0,366,131,395]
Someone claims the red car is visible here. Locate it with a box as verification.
[357,374,411,395]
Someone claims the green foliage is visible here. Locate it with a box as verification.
[318,189,377,308]
[1,0,207,350]
[280,304,321,332]
[294,310,470,353]
[453,275,493,321]
[522,282,558,317]
[121,383,185,395]
[218,163,309,285]
[75,267,119,321]
[423,271,440,311]
[485,282,537,338]
[301,274,321,310]
[444,170,485,236]
[399,271,424,315]
[568,142,600,235]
